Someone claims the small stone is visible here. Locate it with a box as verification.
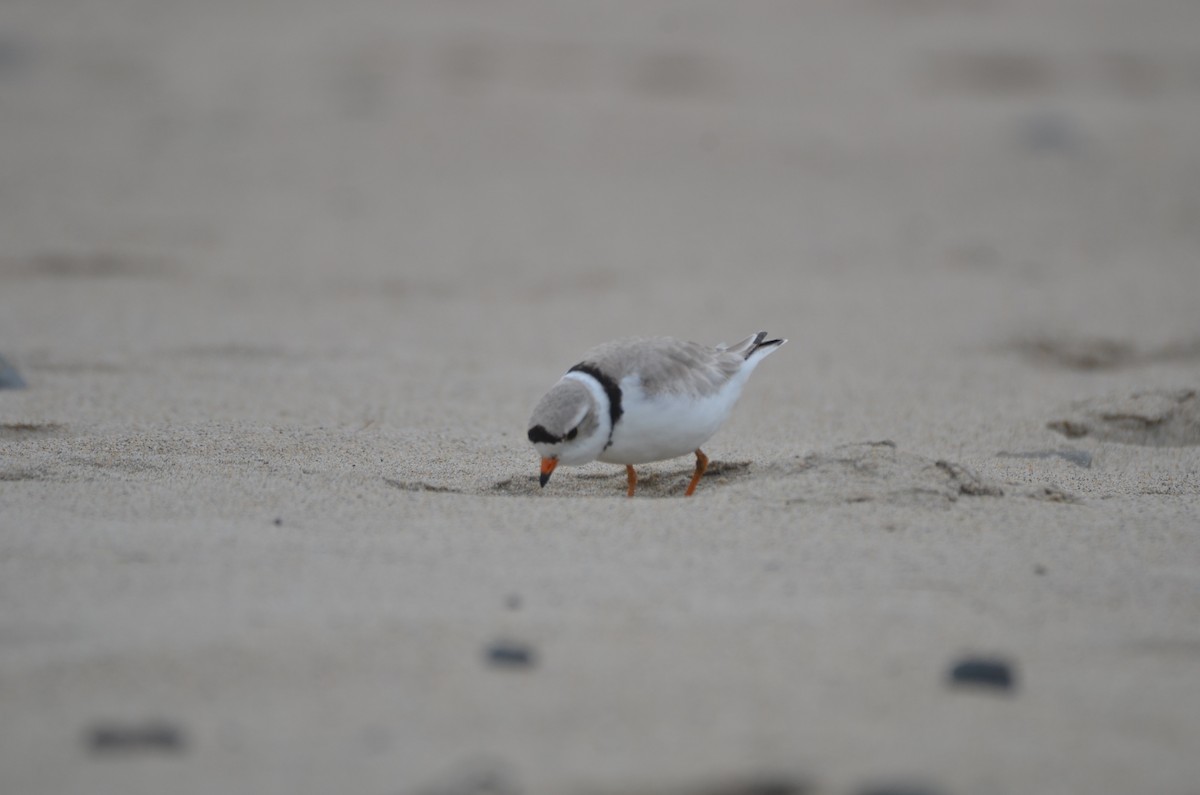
[0,355,26,389]
[485,641,535,669]
[947,657,1016,692]
[86,721,186,753]
[1034,564,1047,576]
[273,517,283,526]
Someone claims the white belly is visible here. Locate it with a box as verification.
[597,376,747,465]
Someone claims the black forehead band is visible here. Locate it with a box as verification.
[527,424,560,444]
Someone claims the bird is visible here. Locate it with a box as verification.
[527,332,786,497]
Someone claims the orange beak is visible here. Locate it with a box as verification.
[539,457,558,488]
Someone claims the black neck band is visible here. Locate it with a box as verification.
[568,363,623,444]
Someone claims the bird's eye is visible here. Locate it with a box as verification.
[565,427,578,441]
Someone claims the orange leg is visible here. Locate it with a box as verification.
[685,449,709,496]
[626,465,637,497]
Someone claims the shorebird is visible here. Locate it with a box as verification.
[527,332,785,496]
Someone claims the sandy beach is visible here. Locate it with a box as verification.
[2,1,1199,793]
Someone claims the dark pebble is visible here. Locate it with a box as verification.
[86,722,186,753]
[485,641,535,669]
[273,517,283,526]
[947,657,1016,691]
[0,355,26,389]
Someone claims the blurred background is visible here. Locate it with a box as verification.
[3,1,1200,794]
[3,0,1197,372]
[4,0,1199,460]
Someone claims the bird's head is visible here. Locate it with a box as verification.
[527,379,605,486]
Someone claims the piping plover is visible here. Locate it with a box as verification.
[527,331,786,497]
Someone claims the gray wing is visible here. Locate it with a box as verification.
[577,337,744,398]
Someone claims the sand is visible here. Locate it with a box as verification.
[2,1,1199,793]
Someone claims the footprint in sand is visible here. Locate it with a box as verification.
[1048,389,1200,447]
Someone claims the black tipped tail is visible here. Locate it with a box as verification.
[744,332,786,359]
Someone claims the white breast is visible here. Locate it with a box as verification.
[596,371,750,465]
